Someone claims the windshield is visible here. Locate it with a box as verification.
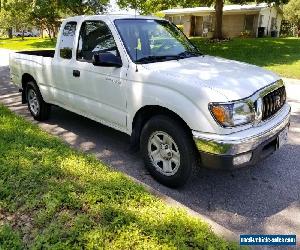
[114,19,201,64]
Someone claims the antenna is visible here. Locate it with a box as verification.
[135,0,138,72]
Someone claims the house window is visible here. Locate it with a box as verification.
[245,15,255,32]
[203,15,213,32]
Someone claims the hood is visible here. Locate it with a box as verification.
[142,55,280,101]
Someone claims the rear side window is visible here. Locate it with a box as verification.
[77,21,118,62]
[59,21,77,59]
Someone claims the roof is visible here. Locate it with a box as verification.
[161,3,272,15]
[63,14,162,24]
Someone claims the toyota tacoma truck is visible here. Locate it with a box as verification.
[9,15,290,187]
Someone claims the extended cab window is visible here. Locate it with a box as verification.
[77,21,118,62]
[59,22,77,59]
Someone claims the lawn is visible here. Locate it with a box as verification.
[0,37,56,51]
[0,105,237,249]
[191,37,300,79]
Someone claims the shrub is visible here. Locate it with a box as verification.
[176,25,184,32]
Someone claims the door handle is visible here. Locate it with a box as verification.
[73,70,80,77]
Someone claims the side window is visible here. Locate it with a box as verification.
[77,21,118,62]
[59,22,77,59]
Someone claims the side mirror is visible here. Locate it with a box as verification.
[92,52,122,68]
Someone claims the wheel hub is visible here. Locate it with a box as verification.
[147,131,181,176]
[160,144,173,160]
[28,89,39,116]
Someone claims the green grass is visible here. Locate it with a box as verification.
[191,37,300,79]
[0,105,238,249]
[0,37,56,51]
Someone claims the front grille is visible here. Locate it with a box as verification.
[262,86,286,120]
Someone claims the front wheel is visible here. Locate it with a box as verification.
[26,81,51,121]
[140,115,196,187]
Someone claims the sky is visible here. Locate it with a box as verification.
[108,0,137,14]
[109,0,120,11]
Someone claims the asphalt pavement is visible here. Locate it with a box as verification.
[0,49,299,240]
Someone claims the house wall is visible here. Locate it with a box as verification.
[276,12,283,36]
[182,15,192,36]
[222,14,245,37]
[258,7,282,36]
[167,15,184,25]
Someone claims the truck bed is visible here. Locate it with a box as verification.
[9,50,55,90]
[16,50,55,58]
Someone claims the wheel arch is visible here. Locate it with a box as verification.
[130,105,194,151]
[21,73,36,103]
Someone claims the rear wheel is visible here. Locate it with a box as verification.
[26,81,51,121]
[140,115,196,187]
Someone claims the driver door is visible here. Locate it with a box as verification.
[69,20,127,130]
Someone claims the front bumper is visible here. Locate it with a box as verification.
[192,104,291,169]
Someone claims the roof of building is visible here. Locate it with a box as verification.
[161,3,273,15]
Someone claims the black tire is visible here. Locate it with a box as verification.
[26,81,51,121]
[140,115,196,188]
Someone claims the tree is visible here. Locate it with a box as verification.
[59,0,110,15]
[284,0,300,35]
[0,10,14,38]
[0,0,32,39]
[0,0,111,40]
[117,0,195,16]
[30,0,61,39]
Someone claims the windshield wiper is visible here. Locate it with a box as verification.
[175,51,203,59]
[135,55,179,64]
[135,51,203,64]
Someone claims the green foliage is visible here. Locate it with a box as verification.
[176,24,184,32]
[30,0,61,39]
[59,0,110,15]
[0,105,237,249]
[240,30,252,38]
[0,225,23,250]
[0,0,32,38]
[284,0,300,28]
[0,0,111,39]
[280,20,295,36]
[116,0,201,15]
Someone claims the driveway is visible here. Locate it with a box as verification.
[1,49,299,237]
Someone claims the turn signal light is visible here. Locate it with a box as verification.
[211,106,227,123]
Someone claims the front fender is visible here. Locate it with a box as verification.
[127,81,218,134]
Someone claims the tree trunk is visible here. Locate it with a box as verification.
[46,26,52,40]
[214,0,223,39]
[7,28,13,39]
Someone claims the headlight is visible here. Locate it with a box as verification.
[209,100,255,127]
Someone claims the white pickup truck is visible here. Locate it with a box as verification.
[9,15,290,187]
